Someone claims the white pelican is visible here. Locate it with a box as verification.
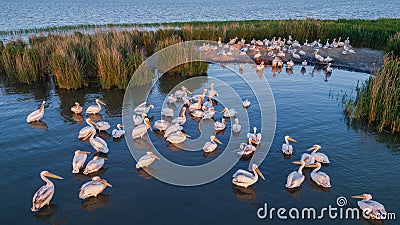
[292,49,300,59]
[310,162,331,188]
[132,113,147,126]
[31,171,63,212]
[313,49,324,63]
[208,83,218,99]
[166,131,190,144]
[286,160,316,189]
[171,107,187,125]
[247,127,261,145]
[88,130,109,153]
[174,86,192,99]
[71,102,83,114]
[167,94,177,104]
[202,99,213,110]
[352,194,387,219]
[282,135,297,155]
[214,119,227,131]
[232,164,265,188]
[221,107,237,118]
[232,118,241,133]
[153,120,171,131]
[326,63,333,73]
[256,61,265,71]
[79,176,112,199]
[202,109,217,119]
[132,118,152,139]
[192,89,207,102]
[134,102,154,115]
[242,99,250,108]
[93,120,110,131]
[302,60,308,67]
[238,141,256,156]
[163,123,182,137]
[78,118,97,140]
[136,152,160,169]
[308,145,330,163]
[188,96,203,111]
[191,109,204,118]
[254,52,262,59]
[85,99,106,114]
[324,56,334,63]
[27,101,45,123]
[286,60,295,68]
[161,107,174,117]
[203,136,222,152]
[72,150,91,173]
[83,156,106,175]
[111,124,125,138]
[272,57,279,67]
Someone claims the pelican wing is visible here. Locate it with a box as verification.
[78,126,95,139]
[90,137,109,153]
[136,155,156,169]
[203,142,217,152]
[233,169,253,178]
[286,171,304,188]
[84,159,105,174]
[32,185,54,211]
[72,154,87,173]
[132,124,148,139]
[86,105,100,114]
[27,109,43,123]
[79,181,106,199]
[311,171,331,187]
[359,200,387,218]
[132,115,144,126]
[313,152,330,163]
[112,129,125,138]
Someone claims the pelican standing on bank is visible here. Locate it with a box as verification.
[31,171,63,212]
[72,150,91,173]
[308,145,330,163]
[136,152,160,169]
[203,136,222,152]
[352,194,387,219]
[310,162,331,188]
[232,164,265,188]
[27,101,45,123]
[78,118,96,140]
[71,102,83,114]
[282,135,298,155]
[79,176,112,199]
[88,130,109,153]
[85,99,106,114]
[112,124,125,138]
[83,156,106,175]
[132,118,152,139]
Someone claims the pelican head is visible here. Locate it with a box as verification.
[211,136,222,144]
[74,102,80,106]
[74,150,91,156]
[252,164,265,180]
[95,99,106,105]
[211,83,215,89]
[177,131,191,137]
[253,127,257,133]
[144,118,152,131]
[147,152,160,160]
[285,135,297,142]
[308,145,321,151]
[234,118,239,124]
[221,108,228,113]
[352,194,372,200]
[40,101,46,112]
[201,89,207,95]
[222,118,227,124]
[40,171,63,180]
[117,124,124,129]
[92,176,113,187]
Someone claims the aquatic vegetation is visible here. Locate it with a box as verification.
[386,32,400,56]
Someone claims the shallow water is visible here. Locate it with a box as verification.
[0,64,399,225]
[1,0,399,32]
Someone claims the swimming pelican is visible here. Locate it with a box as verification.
[191,109,204,118]
[134,102,154,115]
[282,135,297,155]
[272,57,279,67]
[136,152,160,169]
[238,141,256,156]
[232,118,241,133]
[310,162,331,188]
[286,160,316,189]
[292,49,301,59]
[254,52,262,60]
[208,83,218,99]
[232,164,265,188]
[174,86,192,99]
[72,150,91,173]
[27,101,45,123]
[202,109,217,119]
[242,99,250,108]
[171,107,187,125]
[71,102,83,114]
[132,113,147,126]
[192,89,207,102]
[78,118,97,140]
[221,107,237,118]
[132,118,152,139]
[247,127,261,145]
[166,131,190,144]
[188,96,203,111]
[313,49,324,63]
[167,94,177,104]
[214,119,227,131]
[83,156,106,175]
[286,60,295,68]
[31,171,63,212]
[85,99,106,114]
[164,123,183,138]
[111,124,125,138]
[161,107,174,117]
[92,120,110,131]
[88,130,109,153]
[256,61,264,71]
[352,194,387,219]
[153,120,171,131]
[308,145,330,163]
[79,176,112,199]
[302,60,308,67]
[202,98,213,110]
[326,63,333,73]
[203,136,222,152]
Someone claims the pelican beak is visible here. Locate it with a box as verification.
[99,100,106,105]
[145,120,152,131]
[351,195,364,199]
[100,180,113,187]
[213,137,222,144]
[305,164,318,168]
[221,108,226,113]
[120,125,124,128]
[45,172,63,180]
[185,88,192,94]
[150,152,160,160]
[287,137,297,142]
[255,167,265,180]
[308,146,317,151]
[182,132,191,138]
[292,161,302,165]
[81,151,91,154]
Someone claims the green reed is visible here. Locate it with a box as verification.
[386,32,400,56]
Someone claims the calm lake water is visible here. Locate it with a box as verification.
[0,64,399,225]
[1,0,400,32]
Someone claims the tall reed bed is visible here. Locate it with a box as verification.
[386,32,400,56]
